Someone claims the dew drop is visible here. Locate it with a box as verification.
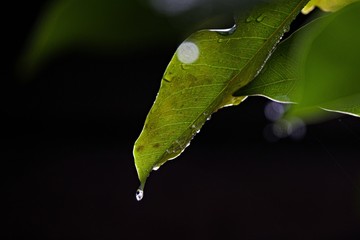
[191,124,196,129]
[152,165,160,171]
[217,38,227,43]
[283,25,290,33]
[256,14,266,22]
[181,64,191,70]
[245,16,253,23]
[135,187,144,201]
[211,25,236,36]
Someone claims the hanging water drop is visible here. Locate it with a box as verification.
[152,165,160,171]
[135,187,144,201]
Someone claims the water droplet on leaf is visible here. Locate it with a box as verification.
[181,64,191,70]
[256,14,266,22]
[245,16,253,23]
[211,25,236,36]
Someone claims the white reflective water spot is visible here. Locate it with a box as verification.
[209,24,236,36]
[150,0,201,15]
[177,42,199,64]
[135,188,144,201]
[152,165,160,171]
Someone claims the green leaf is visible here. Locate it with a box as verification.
[133,0,309,193]
[236,2,360,121]
[302,0,359,14]
[19,0,179,76]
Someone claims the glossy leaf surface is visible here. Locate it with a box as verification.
[236,2,360,120]
[133,0,309,189]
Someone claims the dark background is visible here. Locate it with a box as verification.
[2,1,360,239]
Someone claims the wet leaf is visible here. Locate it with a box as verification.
[133,0,309,191]
[236,2,360,120]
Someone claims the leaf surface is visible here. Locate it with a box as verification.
[133,0,309,190]
[302,0,359,13]
[236,2,360,120]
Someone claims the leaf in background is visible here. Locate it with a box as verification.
[236,2,360,121]
[133,0,309,198]
[302,0,359,13]
[19,0,181,77]
[19,0,269,77]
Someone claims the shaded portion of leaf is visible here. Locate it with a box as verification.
[235,38,300,103]
[236,2,360,120]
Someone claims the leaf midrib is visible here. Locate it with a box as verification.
[154,0,309,167]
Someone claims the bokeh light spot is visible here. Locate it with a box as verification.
[177,42,200,64]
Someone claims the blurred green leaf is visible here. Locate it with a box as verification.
[133,0,309,192]
[302,0,359,13]
[19,0,181,76]
[236,2,360,120]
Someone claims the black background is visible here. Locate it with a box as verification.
[2,1,360,239]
